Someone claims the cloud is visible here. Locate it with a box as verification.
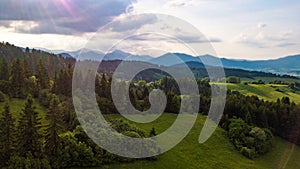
[276,42,297,48]
[235,24,296,48]
[124,32,222,44]
[165,0,196,8]
[176,34,222,43]
[0,0,135,34]
[236,33,267,48]
[257,23,267,28]
[108,14,158,32]
[208,37,222,43]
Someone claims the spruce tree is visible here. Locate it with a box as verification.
[45,94,63,168]
[52,71,58,94]
[0,58,10,81]
[45,94,63,156]
[17,95,43,158]
[22,59,31,78]
[37,59,49,89]
[65,63,73,97]
[100,73,107,97]
[245,111,253,125]
[0,102,16,164]
[10,58,26,98]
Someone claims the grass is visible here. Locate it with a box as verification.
[0,98,48,130]
[225,83,300,104]
[92,113,300,169]
[241,77,300,84]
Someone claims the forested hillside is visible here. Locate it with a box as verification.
[0,42,75,78]
[0,42,299,168]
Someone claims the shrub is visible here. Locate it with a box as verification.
[226,76,241,84]
[228,118,274,159]
[240,147,256,159]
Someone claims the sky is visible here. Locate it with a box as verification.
[0,0,299,60]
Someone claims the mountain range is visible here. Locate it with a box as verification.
[29,47,300,76]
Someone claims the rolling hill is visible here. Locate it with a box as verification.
[221,54,300,75]
[147,52,300,76]
[1,100,299,169]
[97,113,300,169]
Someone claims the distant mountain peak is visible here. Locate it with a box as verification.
[102,49,153,62]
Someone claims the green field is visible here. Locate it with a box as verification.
[225,83,300,104]
[241,77,300,84]
[1,99,300,169]
[215,77,300,104]
[0,98,47,124]
[96,114,300,169]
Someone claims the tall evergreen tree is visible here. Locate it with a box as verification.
[0,58,10,81]
[65,63,73,96]
[22,59,31,78]
[45,94,63,154]
[55,64,73,96]
[56,69,66,95]
[45,94,63,168]
[100,73,107,97]
[52,71,58,94]
[0,102,16,165]
[17,95,43,158]
[37,59,50,89]
[245,111,253,125]
[10,58,26,98]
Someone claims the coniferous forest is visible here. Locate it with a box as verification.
[0,42,300,168]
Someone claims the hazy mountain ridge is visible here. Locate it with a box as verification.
[221,55,300,74]
[18,46,300,76]
[103,50,153,62]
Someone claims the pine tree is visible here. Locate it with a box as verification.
[45,94,63,156]
[45,94,63,168]
[56,69,66,95]
[55,64,73,96]
[37,59,49,89]
[22,59,31,78]
[65,63,73,97]
[10,58,26,98]
[0,102,16,164]
[52,71,58,93]
[100,73,107,97]
[0,58,10,81]
[245,111,253,125]
[17,95,43,158]
[95,75,101,97]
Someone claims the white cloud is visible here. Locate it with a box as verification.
[235,24,297,49]
[164,0,196,8]
[257,23,267,28]
[0,26,90,51]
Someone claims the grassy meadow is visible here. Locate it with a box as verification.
[95,113,300,169]
[216,77,300,104]
[0,98,47,125]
